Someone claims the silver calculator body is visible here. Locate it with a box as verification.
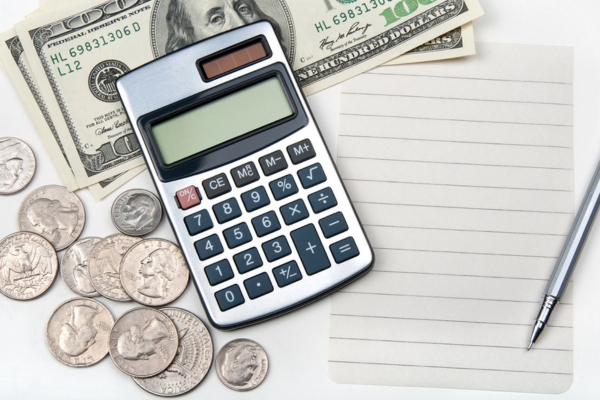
[117,21,373,330]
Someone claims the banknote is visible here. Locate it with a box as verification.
[0,29,146,199]
[386,22,475,65]
[14,0,482,189]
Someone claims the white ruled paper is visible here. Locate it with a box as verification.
[328,43,574,394]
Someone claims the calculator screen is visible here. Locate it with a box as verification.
[151,76,293,165]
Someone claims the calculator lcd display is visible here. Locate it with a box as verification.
[151,76,293,165]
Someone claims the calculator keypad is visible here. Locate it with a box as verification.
[177,137,369,323]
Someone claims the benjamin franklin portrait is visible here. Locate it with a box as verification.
[151,0,294,61]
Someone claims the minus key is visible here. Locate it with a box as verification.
[319,212,348,238]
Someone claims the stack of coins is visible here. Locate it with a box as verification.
[0,150,269,395]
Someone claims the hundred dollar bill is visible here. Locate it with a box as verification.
[386,22,474,65]
[0,29,146,199]
[15,0,482,188]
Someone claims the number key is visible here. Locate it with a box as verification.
[215,284,245,311]
[262,235,291,262]
[205,259,234,286]
[252,211,281,237]
[194,234,224,260]
[213,198,242,223]
[233,247,263,274]
[223,222,252,249]
[241,187,270,212]
[184,209,213,236]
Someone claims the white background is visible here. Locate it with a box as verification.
[1,0,599,398]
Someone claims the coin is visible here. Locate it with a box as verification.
[18,185,85,250]
[111,189,163,236]
[0,232,58,300]
[215,339,269,391]
[0,137,36,194]
[134,308,213,396]
[88,234,142,302]
[109,307,179,378]
[46,297,114,367]
[61,237,102,297]
[120,239,189,307]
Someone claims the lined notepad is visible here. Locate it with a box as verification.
[328,43,574,394]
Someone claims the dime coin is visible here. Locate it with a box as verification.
[111,189,163,236]
[0,232,58,300]
[60,237,102,297]
[46,297,114,367]
[120,239,189,307]
[215,339,269,391]
[134,308,213,396]
[18,185,85,250]
[0,137,36,194]
[88,234,142,302]
[109,307,179,378]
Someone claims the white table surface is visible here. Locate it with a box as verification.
[1,1,599,398]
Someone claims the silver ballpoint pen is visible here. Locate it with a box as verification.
[528,156,600,350]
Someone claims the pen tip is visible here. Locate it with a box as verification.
[527,342,533,351]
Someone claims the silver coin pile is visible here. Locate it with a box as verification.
[0,158,269,394]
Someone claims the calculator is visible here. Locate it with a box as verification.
[117,21,374,330]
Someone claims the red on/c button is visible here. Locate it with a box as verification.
[176,185,201,210]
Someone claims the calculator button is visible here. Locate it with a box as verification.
[298,163,327,189]
[205,259,234,286]
[330,237,360,263]
[213,198,242,224]
[308,187,337,213]
[176,185,201,210]
[262,235,292,262]
[290,224,330,275]
[231,161,260,188]
[280,199,309,226]
[269,174,298,200]
[252,211,281,237]
[287,139,316,164]
[244,273,274,299]
[223,222,252,249]
[202,173,232,199]
[215,284,245,311]
[184,209,213,236]
[259,150,287,176]
[234,247,263,274]
[273,261,302,287]
[195,234,224,260]
[319,212,348,238]
[241,187,270,212]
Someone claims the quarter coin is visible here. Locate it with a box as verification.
[0,232,58,300]
[215,338,269,391]
[46,297,114,367]
[18,185,85,250]
[60,237,102,297]
[109,307,179,378]
[111,189,163,236]
[0,137,36,194]
[134,308,213,396]
[120,239,189,307]
[88,234,142,302]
